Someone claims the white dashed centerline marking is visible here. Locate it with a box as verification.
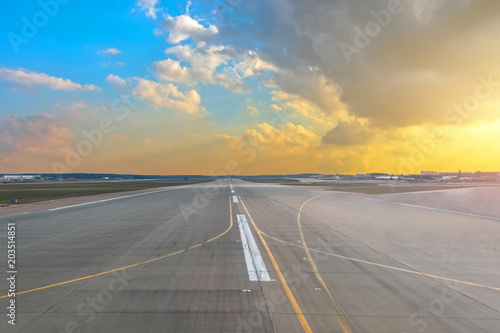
[236,214,271,282]
[232,196,239,203]
[397,203,500,221]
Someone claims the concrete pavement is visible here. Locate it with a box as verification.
[1,180,499,332]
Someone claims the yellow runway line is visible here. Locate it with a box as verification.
[261,230,500,292]
[297,194,352,333]
[0,196,234,299]
[240,197,313,333]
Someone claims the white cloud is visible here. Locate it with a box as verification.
[153,59,191,82]
[236,51,277,78]
[246,106,259,116]
[242,122,320,150]
[98,47,121,56]
[106,74,128,90]
[137,0,159,20]
[153,28,164,37]
[54,101,87,113]
[0,67,101,92]
[133,78,207,119]
[270,90,336,125]
[154,44,244,91]
[165,44,228,70]
[163,14,218,44]
[270,104,282,111]
[139,0,500,134]
[271,69,347,119]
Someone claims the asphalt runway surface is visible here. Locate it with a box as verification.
[0,180,499,332]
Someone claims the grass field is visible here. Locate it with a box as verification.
[0,179,211,205]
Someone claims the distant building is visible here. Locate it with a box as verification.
[421,171,439,177]
[1,175,41,181]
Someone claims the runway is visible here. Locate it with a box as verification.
[1,180,499,332]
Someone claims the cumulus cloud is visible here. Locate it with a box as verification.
[153,43,279,92]
[98,47,121,56]
[106,74,129,90]
[136,0,159,20]
[198,0,500,130]
[133,78,207,119]
[215,134,241,147]
[153,59,191,82]
[242,122,320,150]
[214,122,322,174]
[166,44,228,69]
[153,44,245,91]
[246,106,259,116]
[163,14,218,44]
[236,51,277,78]
[0,67,101,92]
[270,104,282,111]
[54,101,87,113]
[271,90,335,125]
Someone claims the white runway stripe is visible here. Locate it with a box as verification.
[236,214,271,281]
[48,186,189,211]
[397,203,500,221]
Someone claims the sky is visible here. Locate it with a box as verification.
[1,0,499,175]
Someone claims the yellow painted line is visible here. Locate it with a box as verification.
[261,231,500,293]
[0,250,184,299]
[239,197,313,333]
[1,211,32,218]
[0,196,235,299]
[207,197,234,243]
[298,195,352,333]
